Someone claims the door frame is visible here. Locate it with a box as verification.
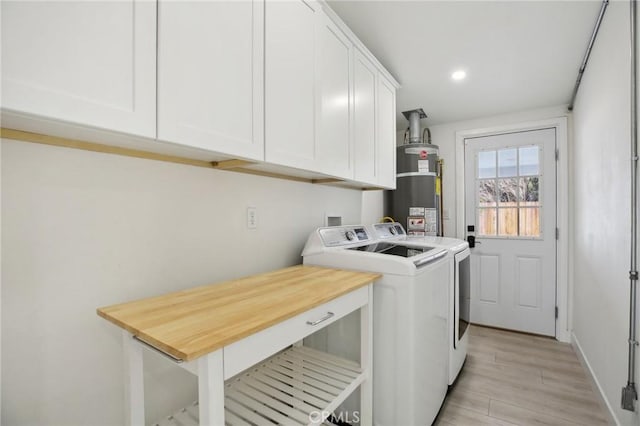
[455,117,570,342]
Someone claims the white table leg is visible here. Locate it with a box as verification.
[360,284,373,426]
[123,331,145,426]
[198,349,225,426]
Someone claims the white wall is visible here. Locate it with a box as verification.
[361,191,384,224]
[1,139,363,425]
[1,134,3,422]
[396,105,569,237]
[572,1,640,424]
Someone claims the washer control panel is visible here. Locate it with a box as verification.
[319,226,371,247]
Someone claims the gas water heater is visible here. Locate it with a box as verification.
[386,108,442,236]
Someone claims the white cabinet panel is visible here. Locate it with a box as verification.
[157,0,264,160]
[265,0,318,170]
[1,0,156,138]
[316,13,353,179]
[353,49,377,184]
[377,75,397,189]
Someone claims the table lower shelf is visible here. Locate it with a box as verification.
[152,346,366,426]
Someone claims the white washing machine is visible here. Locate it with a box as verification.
[370,222,470,386]
[302,225,450,426]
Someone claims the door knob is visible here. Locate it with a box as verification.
[467,235,481,248]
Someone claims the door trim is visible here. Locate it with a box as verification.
[455,117,570,343]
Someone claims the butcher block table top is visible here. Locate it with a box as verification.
[97,265,380,361]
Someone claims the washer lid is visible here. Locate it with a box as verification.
[349,242,435,258]
[348,242,447,267]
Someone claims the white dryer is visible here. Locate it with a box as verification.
[370,222,470,385]
[302,225,450,426]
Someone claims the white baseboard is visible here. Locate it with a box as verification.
[556,328,571,343]
[571,332,620,426]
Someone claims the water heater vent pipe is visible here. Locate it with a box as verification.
[402,108,427,144]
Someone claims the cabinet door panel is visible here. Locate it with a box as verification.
[316,14,352,178]
[377,76,397,189]
[265,0,317,170]
[353,49,377,184]
[158,1,264,160]
[1,0,156,138]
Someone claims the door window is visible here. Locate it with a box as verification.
[476,145,542,238]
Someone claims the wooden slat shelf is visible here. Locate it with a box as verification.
[1,128,387,190]
[152,346,361,426]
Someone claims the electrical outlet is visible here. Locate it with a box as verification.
[443,209,450,220]
[325,215,342,227]
[247,207,257,229]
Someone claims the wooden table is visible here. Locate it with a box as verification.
[98,265,380,426]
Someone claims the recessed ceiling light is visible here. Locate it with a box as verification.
[451,70,467,81]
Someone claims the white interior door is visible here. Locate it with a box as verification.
[464,128,557,336]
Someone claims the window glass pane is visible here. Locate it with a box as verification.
[519,146,539,176]
[520,177,540,205]
[519,208,540,237]
[477,180,496,207]
[498,178,518,206]
[478,151,496,178]
[498,208,518,236]
[498,148,517,177]
[478,208,497,236]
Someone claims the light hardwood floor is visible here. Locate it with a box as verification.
[434,325,611,426]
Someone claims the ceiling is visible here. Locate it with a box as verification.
[328,0,602,129]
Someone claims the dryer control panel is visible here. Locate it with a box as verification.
[318,226,372,247]
[373,223,406,240]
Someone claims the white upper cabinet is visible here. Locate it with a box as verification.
[265,3,397,184]
[315,12,353,179]
[353,49,378,184]
[157,0,264,161]
[376,74,397,189]
[1,0,397,187]
[265,0,318,170]
[1,0,156,138]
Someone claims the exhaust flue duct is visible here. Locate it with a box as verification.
[402,108,427,144]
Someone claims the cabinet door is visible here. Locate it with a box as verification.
[1,1,156,138]
[377,75,397,189]
[158,1,264,161]
[353,49,377,184]
[316,12,353,179]
[265,0,318,170]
